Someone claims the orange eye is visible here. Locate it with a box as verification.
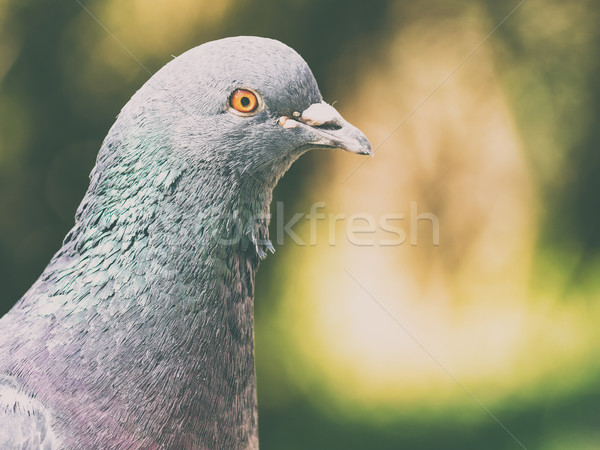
[230,89,259,113]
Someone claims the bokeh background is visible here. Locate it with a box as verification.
[1,0,599,448]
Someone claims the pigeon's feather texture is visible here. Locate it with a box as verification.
[0,36,371,449]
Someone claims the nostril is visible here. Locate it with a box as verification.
[300,102,345,129]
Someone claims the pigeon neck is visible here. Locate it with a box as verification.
[36,148,275,447]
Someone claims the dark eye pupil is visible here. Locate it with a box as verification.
[240,96,250,107]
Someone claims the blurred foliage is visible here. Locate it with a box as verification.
[1,0,600,448]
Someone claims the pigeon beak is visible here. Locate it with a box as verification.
[279,102,373,156]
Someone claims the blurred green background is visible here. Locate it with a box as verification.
[1,0,600,448]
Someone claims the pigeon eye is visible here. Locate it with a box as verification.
[230,89,259,114]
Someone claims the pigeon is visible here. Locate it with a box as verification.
[0,36,372,449]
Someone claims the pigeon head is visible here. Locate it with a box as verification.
[80,36,373,256]
[112,36,372,186]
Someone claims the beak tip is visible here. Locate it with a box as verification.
[351,135,373,157]
[339,120,372,157]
